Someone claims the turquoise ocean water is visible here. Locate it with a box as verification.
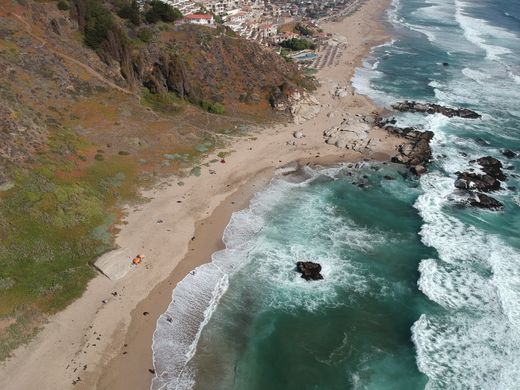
[152,1,520,389]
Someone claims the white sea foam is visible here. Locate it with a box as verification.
[455,0,517,60]
[152,166,391,388]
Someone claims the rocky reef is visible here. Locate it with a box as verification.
[455,156,506,210]
[392,101,481,119]
[296,261,323,281]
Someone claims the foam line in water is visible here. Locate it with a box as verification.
[151,167,349,389]
[455,0,516,60]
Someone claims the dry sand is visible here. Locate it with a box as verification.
[0,0,397,388]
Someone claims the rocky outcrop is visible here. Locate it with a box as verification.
[455,156,506,193]
[70,0,312,116]
[392,101,481,119]
[296,262,323,281]
[468,193,504,211]
[476,156,506,180]
[323,116,371,150]
[455,172,501,192]
[455,156,506,211]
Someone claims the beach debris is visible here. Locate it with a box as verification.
[111,291,118,296]
[156,219,164,224]
[220,159,226,163]
[293,130,305,139]
[143,311,149,316]
[296,261,323,281]
[101,299,108,304]
[148,369,156,374]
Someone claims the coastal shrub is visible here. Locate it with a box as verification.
[200,100,225,114]
[137,27,154,42]
[117,0,141,26]
[83,0,118,49]
[145,0,182,24]
[142,89,183,113]
[57,0,70,11]
[280,38,316,51]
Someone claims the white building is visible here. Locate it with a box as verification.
[184,13,215,25]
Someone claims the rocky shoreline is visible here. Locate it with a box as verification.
[392,101,482,119]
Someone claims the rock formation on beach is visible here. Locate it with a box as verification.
[296,261,323,281]
[375,117,433,175]
[392,101,481,119]
[323,116,372,150]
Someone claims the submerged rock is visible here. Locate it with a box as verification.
[501,149,517,159]
[296,261,323,281]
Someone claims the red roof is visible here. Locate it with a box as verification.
[185,14,213,20]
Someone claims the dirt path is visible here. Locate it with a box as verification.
[10,12,138,98]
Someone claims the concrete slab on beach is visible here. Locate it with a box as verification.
[94,248,132,280]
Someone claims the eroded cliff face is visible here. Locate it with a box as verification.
[68,0,314,115]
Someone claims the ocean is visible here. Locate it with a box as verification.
[152,0,520,389]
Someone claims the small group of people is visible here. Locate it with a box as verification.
[132,254,145,265]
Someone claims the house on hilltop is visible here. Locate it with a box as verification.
[184,13,215,25]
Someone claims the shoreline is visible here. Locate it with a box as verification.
[0,0,396,389]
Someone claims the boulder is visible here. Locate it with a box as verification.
[293,130,304,139]
[296,261,323,281]
[455,172,500,192]
[468,193,504,211]
[477,156,506,181]
[501,149,517,159]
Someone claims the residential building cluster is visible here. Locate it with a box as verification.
[157,0,351,46]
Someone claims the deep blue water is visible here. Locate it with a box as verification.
[152,1,520,389]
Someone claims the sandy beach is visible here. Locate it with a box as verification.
[0,0,397,388]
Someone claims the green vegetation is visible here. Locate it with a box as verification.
[142,89,183,113]
[200,100,225,114]
[56,0,70,11]
[83,0,120,49]
[0,126,138,359]
[117,0,141,26]
[280,38,316,51]
[137,27,154,42]
[144,0,183,24]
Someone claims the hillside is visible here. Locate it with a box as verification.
[0,0,313,360]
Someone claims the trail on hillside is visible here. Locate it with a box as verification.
[10,12,138,98]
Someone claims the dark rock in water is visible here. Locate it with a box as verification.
[442,62,449,67]
[391,101,481,119]
[296,261,323,281]
[411,165,427,175]
[455,172,501,192]
[468,193,504,211]
[477,156,506,181]
[383,175,395,180]
[474,137,490,146]
[455,156,507,193]
[501,149,517,159]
